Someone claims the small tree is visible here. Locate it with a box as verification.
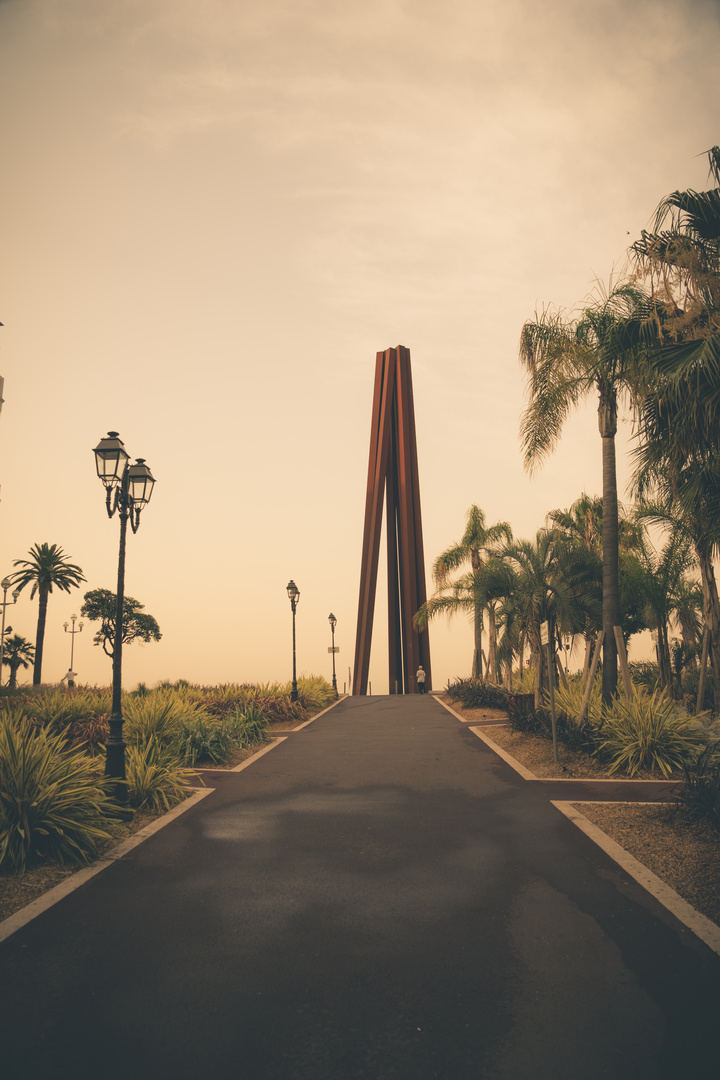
[10,543,86,684]
[80,588,162,657]
[2,634,35,688]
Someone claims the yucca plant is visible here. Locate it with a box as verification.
[14,688,106,731]
[123,693,210,747]
[174,716,234,765]
[124,738,198,811]
[0,715,117,871]
[446,677,509,710]
[294,676,336,711]
[594,690,708,777]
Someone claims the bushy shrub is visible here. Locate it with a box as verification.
[294,676,337,711]
[124,738,198,811]
[175,716,235,765]
[446,677,509,710]
[0,714,117,871]
[594,690,707,777]
[9,688,112,732]
[66,714,110,754]
[679,740,720,833]
[123,694,209,747]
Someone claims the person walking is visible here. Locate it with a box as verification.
[416,665,426,694]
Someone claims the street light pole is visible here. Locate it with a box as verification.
[328,612,338,696]
[93,432,155,806]
[286,580,300,703]
[63,613,84,683]
[0,577,20,686]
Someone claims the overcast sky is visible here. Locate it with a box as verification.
[1,0,719,691]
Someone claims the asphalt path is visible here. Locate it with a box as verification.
[1,694,719,1079]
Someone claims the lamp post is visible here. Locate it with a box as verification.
[63,613,84,685]
[328,612,338,695]
[93,432,155,805]
[286,579,300,702]
[0,576,20,686]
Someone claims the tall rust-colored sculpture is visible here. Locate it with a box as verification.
[353,346,432,695]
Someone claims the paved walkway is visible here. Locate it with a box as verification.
[2,695,719,1079]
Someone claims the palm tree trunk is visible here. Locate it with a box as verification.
[472,599,483,679]
[695,545,720,707]
[33,584,50,685]
[599,388,619,709]
[487,603,498,683]
[657,621,672,691]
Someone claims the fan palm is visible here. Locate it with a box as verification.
[519,282,647,706]
[1,634,35,688]
[415,505,512,678]
[10,543,86,685]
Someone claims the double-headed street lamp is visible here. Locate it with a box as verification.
[0,576,20,686]
[286,579,300,702]
[93,432,155,805]
[328,612,338,695]
[63,613,84,685]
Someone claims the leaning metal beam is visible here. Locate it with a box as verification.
[353,346,431,695]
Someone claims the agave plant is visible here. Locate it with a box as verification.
[124,738,198,811]
[0,714,117,871]
[594,690,707,777]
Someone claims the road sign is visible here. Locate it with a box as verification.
[540,621,549,646]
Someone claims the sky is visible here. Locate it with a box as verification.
[1,0,719,692]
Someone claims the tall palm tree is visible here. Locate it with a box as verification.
[1,634,35,688]
[10,543,86,685]
[630,147,720,701]
[519,282,647,707]
[415,505,512,678]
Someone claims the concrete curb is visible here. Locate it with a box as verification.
[553,800,720,958]
[437,694,720,951]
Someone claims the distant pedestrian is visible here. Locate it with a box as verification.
[416,665,426,694]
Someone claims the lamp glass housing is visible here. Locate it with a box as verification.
[94,432,129,487]
[286,580,300,605]
[127,459,155,508]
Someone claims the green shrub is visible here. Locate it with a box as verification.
[446,677,509,710]
[294,676,336,711]
[235,703,270,744]
[594,690,707,777]
[679,740,720,833]
[10,688,111,731]
[66,714,110,754]
[124,738,198,811]
[0,715,117,872]
[123,694,209,747]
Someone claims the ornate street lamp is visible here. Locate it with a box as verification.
[63,613,84,685]
[93,432,155,805]
[286,579,300,703]
[328,612,338,696]
[0,576,21,686]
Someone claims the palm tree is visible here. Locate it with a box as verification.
[630,521,696,693]
[1,634,35,688]
[630,147,720,703]
[519,282,647,707]
[415,505,512,678]
[499,530,600,707]
[10,543,86,685]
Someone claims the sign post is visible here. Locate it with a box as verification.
[540,620,559,764]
